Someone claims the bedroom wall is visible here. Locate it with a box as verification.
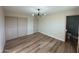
[38,10,79,41]
[33,16,39,33]
[0,7,5,52]
[27,16,34,35]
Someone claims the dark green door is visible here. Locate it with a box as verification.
[66,16,79,52]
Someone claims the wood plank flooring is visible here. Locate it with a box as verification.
[4,32,76,53]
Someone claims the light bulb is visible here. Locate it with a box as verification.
[32,14,34,16]
[44,14,47,16]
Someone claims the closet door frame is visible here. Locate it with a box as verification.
[5,16,27,40]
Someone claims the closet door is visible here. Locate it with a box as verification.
[18,17,27,37]
[5,16,18,40]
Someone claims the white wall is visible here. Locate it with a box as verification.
[38,10,79,41]
[0,7,5,52]
[27,16,34,35]
[33,16,39,33]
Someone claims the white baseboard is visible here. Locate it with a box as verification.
[39,32,65,42]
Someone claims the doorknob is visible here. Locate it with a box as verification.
[65,29,67,32]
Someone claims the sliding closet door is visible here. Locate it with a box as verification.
[5,16,18,40]
[18,17,27,37]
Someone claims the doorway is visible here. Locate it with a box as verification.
[65,15,79,52]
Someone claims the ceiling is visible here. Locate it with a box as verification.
[3,6,79,16]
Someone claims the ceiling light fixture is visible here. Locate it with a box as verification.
[32,8,47,16]
[37,9,40,16]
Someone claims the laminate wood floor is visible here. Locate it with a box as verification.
[4,32,76,53]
